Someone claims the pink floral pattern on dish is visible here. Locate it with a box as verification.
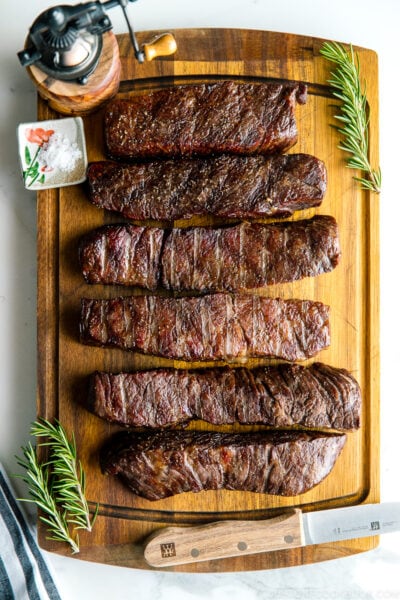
[23,127,55,187]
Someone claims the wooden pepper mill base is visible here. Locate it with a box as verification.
[26,31,121,116]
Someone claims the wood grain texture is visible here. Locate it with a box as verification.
[144,509,305,567]
[36,28,380,571]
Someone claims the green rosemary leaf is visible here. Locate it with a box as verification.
[320,41,381,194]
[91,502,99,528]
[354,167,382,192]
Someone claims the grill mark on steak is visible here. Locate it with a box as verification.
[87,363,361,430]
[99,429,346,500]
[104,81,307,160]
[79,294,330,361]
[86,153,326,221]
[78,224,165,290]
[79,216,340,291]
[310,363,360,431]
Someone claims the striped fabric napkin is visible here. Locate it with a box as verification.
[0,463,62,600]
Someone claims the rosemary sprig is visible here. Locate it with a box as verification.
[320,40,381,193]
[14,419,98,554]
[31,419,98,533]
[15,443,79,554]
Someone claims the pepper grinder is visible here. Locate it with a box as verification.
[18,0,177,115]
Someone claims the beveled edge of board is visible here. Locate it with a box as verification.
[36,28,380,571]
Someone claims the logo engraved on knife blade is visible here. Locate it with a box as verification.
[160,542,176,558]
[333,527,341,534]
[370,521,380,531]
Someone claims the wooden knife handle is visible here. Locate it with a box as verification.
[144,509,304,567]
[143,33,177,62]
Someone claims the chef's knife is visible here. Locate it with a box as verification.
[144,502,400,567]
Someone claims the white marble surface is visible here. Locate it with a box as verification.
[1,0,400,598]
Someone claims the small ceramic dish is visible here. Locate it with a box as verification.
[17,116,87,190]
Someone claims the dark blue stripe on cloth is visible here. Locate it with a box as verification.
[0,487,41,600]
[0,469,61,600]
[0,556,14,600]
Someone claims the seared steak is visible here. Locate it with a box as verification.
[104,80,307,159]
[79,294,330,361]
[100,429,346,500]
[88,363,361,430]
[79,216,340,291]
[86,153,326,221]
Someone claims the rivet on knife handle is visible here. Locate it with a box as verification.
[143,509,304,567]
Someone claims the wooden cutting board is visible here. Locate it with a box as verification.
[36,28,380,572]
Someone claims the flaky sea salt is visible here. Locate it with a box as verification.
[38,132,82,173]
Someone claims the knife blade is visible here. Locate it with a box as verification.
[143,502,400,567]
